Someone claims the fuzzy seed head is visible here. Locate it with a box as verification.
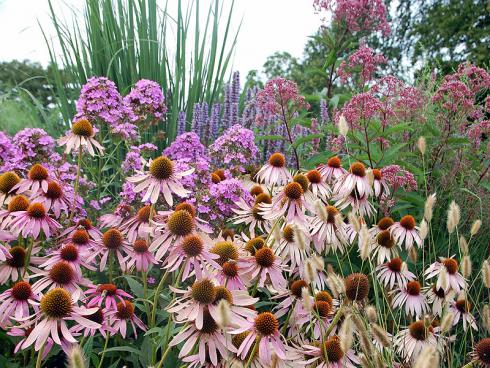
[419,219,429,240]
[268,153,286,168]
[338,115,349,136]
[470,219,482,236]
[482,260,490,288]
[72,119,94,137]
[339,315,354,353]
[215,299,231,329]
[365,305,377,323]
[7,195,29,212]
[344,273,369,301]
[371,323,390,347]
[304,259,316,284]
[459,236,468,254]
[40,288,72,319]
[409,246,418,262]
[424,193,437,222]
[417,136,426,155]
[462,255,472,278]
[440,312,454,333]
[167,210,194,236]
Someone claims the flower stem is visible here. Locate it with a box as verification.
[68,145,83,225]
[150,269,169,328]
[97,332,110,368]
[108,251,114,284]
[35,343,45,368]
[23,238,33,278]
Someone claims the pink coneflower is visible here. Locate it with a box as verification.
[294,336,359,367]
[471,338,490,367]
[125,239,158,272]
[372,168,390,197]
[0,171,21,204]
[0,281,37,326]
[392,280,428,317]
[273,223,310,271]
[0,244,43,284]
[157,202,213,234]
[85,283,133,311]
[91,228,132,271]
[372,229,398,264]
[306,169,331,200]
[169,308,234,366]
[98,204,133,228]
[390,215,422,249]
[149,209,196,262]
[31,260,88,301]
[238,247,287,291]
[210,240,246,290]
[59,218,102,241]
[126,155,193,205]
[58,118,104,156]
[425,256,466,293]
[232,196,272,238]
[376,258,415,289]
[63,227,99,250]
[449,298,477,331]
[164,234,220,281]
[334,190,375,218]
[39,243,95,276]
[426,285,454,317]
[8,202,61,239]
[308,298,335,339]
[317,156,347,184]
[272,280,309,326]
[11,165,47,196]
[234,312,286,366]
[394,320,438,362]
[369,216,395,238]
[9,327,53,357]
[261,182,313,227]
[20,288,100,351]
[120,205,152,243]
[255,152,292,186]
[72,307,111,338]
[208,286,258,326]
[31,180,74,218]
[0,195,30,230]
[107,300,146,338]
[310,205,348,254]
[333,162,373,199]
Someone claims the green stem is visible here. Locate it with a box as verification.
[23,238,33,277]
[68,145,83,225]
[244,341,258,368]
[150,270,169,328]
[108,251,114,284]
[35,343,45,368]
[97,332,110,368]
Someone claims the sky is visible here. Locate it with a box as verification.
[0,0,323,79]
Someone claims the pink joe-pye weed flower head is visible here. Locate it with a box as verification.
[58,119,104,157]
[126,155,194,205]
[19,288,101,351]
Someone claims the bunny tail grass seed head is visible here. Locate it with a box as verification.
[338,115,349,137]
[483,304,490,332]
[304,259,316,284]
[419,219,429,240]
[348,212,361,233]
[293,224,307,251]
[359,225,370,261]
[413,345,439,368]
[365,305,377,323]
[462,255,472,278]
[339,315,354,353]
[482,260,490,288]
[315,200,328,222]
[459,236,468,254]
[417,136,426,155]
[441,312,454,333]
[371,323,390,347]
[424,193,437,222]
[470,219,482,236]
[216,299,231,328]
[68,346,86,368]
[365,169,374,187]
[310,254,324,272]
[302,287,313,312]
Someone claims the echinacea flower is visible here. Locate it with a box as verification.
[98,204,133,228]
[471,338,490,367]
[59,218,102,241]
[376,258,415,289]
[449,298,477,331]
[149,209,196,262]
[238,247,287,291]
[334,190,375,218]
[126,155,193,204]
[372,229,398,264]
[272,279,310,331]
[0,194,30,230]
[369,216,394,238]
[392,280,428,317]
[317,156,347,184]
[107,300,146,338]
[31,180,75,218]
[0,281,37,326]
[8,202,61,239]
[372,168,390,197]
[91,228,132,271]
[71,307,111,338]
[261,182,313,227]
[211,240,245,290]
[0,244,43,284]
[169,308,235,366]
[305,169,331,200]
[8,327,53,358]
[232,196,272,237]
[39,243,95,276]
[255,152,292,186]
[31,260,88,301]
[234,312,287,366]
[333,162,373,199]
[164,234,220,280]
[125,239,158,272]
[294,336,359,367]
[273,223,310,271]
[62,227,99,250]
[20,288,100,351]
[310,205,348,254]
[11,164,50,196]
[58,119,104,156]
[85,283,133,311]
[0,171,21,204]
[344,273,370,302]
[426,285,454,317]
[119,205,153,243]
[394,320,438,362]
[425,256,466,293]
[390,215,422,249]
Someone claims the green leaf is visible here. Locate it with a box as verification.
[104,346,143,356]
[122,275,145,299]
[292,134,323,149]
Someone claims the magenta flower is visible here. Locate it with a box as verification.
[8,202,61,239]
[85,283,132,311]
[125,239,158,272]
[107,300,146,338]
[0,281,38,327]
